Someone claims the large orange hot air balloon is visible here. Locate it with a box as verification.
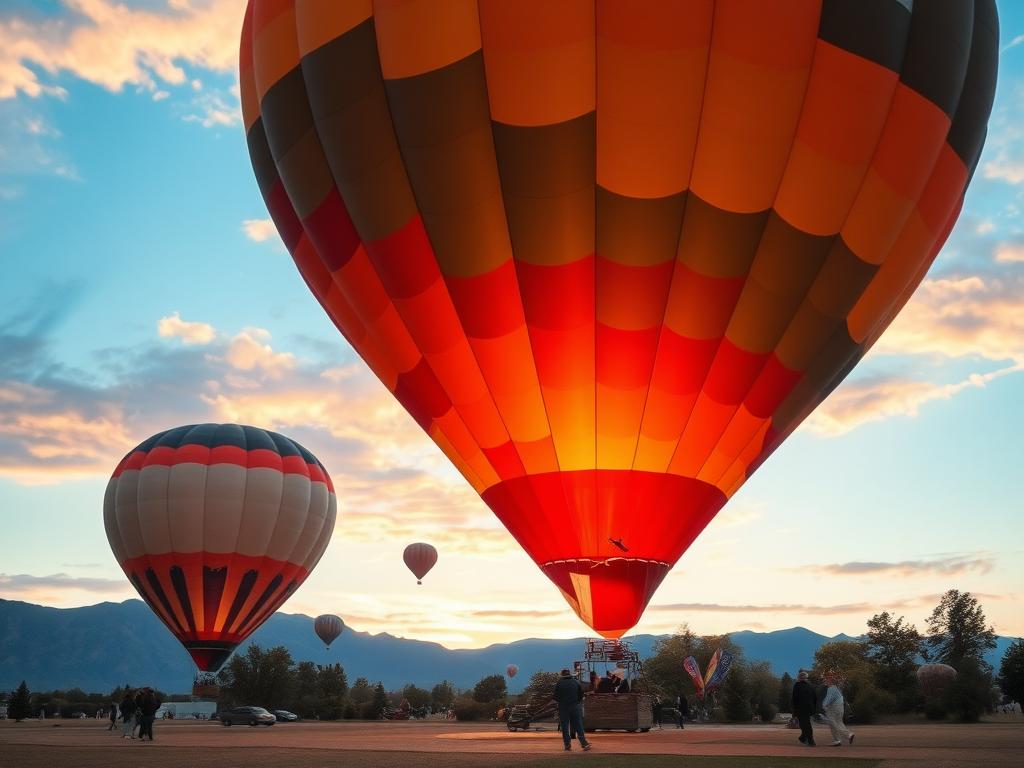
[104,424,336,671]
[240,1,997,637]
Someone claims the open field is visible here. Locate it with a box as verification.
[2,718,1023,768]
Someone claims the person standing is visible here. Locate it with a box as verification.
[792,670,817,747]
[107,701,118,731]
[676,693,689,729]
[552,669,592,752]
[137,687,161,741]
[120,691,136,739]
[822,673,854,747]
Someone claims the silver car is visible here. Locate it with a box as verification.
[219,706,276,726]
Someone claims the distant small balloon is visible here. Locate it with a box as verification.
[506,664,518,679]
[315,614,344,648]
[403,543,438,585]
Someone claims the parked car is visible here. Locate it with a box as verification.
[273,710,300,722]
[219,706,276,727]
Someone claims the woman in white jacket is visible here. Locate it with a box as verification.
[822,673,854,747]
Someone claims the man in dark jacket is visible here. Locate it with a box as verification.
[596,671,616,693]
[792,670,817,746]
[136,687,161,741]
[119,692,136,739]
[552,669,591,752]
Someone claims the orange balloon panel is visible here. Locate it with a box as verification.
[241,0,998,637]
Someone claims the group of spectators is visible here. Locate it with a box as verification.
[106,687,162,741]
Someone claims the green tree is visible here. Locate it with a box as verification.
[998,639,1024,706]
[218,645,295,709]
[521,670,559,704]
[349,677,373,706]
[746,661,779,721]
[721,664,752,721]
[9,681,32,722]
[472,674,507,703]
[866,612,923,710]
[926,590,997,669]
[291,661,321,718]
[318,663,349,719]
[401,684,431,709]
[777,672,793,714]
[644,625,699,697]
[368,682,388,719]
[813,640,871,680]
[946,657,993,722]
[430,680,455,710]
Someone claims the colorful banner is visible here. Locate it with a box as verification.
[684,655,705,699]
[706,649,735,692]
[703,648,721,688]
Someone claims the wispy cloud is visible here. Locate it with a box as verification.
[803,554,994,578]
[0,572,128,594]
[649,595,934,616]
[809,270,1024,435]
[995,243,1024,264]
[157,311,215,345]
[0,0,242,101]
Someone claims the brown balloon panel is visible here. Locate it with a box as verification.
[122,552,304,672]
[241,1,998,634]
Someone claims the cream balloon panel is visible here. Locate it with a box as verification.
[105,464,335,564]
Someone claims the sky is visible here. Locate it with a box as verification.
[1,1,1022,651]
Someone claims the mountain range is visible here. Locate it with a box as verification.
[0,598,1014,695]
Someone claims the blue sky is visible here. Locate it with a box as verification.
[1,1,1022,649]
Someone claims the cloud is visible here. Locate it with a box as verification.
[803,555,994,578]
[0,0,242,101]
[806,270,1024,435]
[183,88,239,127]
[220,329,296,378]
[995,243,1024,263]
[649,597,929,616]
[470,609,565,619]
[0,572,129,594]
[805,366,1020,436]
[157,311,215,345]
[242,218,277,243]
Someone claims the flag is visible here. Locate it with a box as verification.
[684,655,705,699]
[706,649,735,692]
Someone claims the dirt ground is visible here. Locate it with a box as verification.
[2,717,1022,768]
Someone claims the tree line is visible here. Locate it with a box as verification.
[4,589,1021,724]
[642,589,1020,724]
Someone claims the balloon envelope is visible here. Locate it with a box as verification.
[917,663,958,699]
[241,1,997,637]
[403,543,438,584]
[506,664,518,678]
[315,614,344,648]
[104,424,336,671]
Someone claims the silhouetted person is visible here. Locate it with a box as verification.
[552,669,591,752]
[120,692,136,739]
[792,670,817,747]
[137,687,161,741]
[676,693,689,729]
[107,701,118,731]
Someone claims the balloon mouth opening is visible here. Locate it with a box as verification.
[185,642,236,673]
[417,580,422,585]
[540,557,671,638]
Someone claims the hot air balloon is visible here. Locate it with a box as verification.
[403,542,438,585]
[315,614,344,648]
[507,664,519,679]
[240,1,997,638]
[917,663,958,700]
[104,424,336,671]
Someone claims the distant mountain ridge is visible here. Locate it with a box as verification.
[0,598,1014,695]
